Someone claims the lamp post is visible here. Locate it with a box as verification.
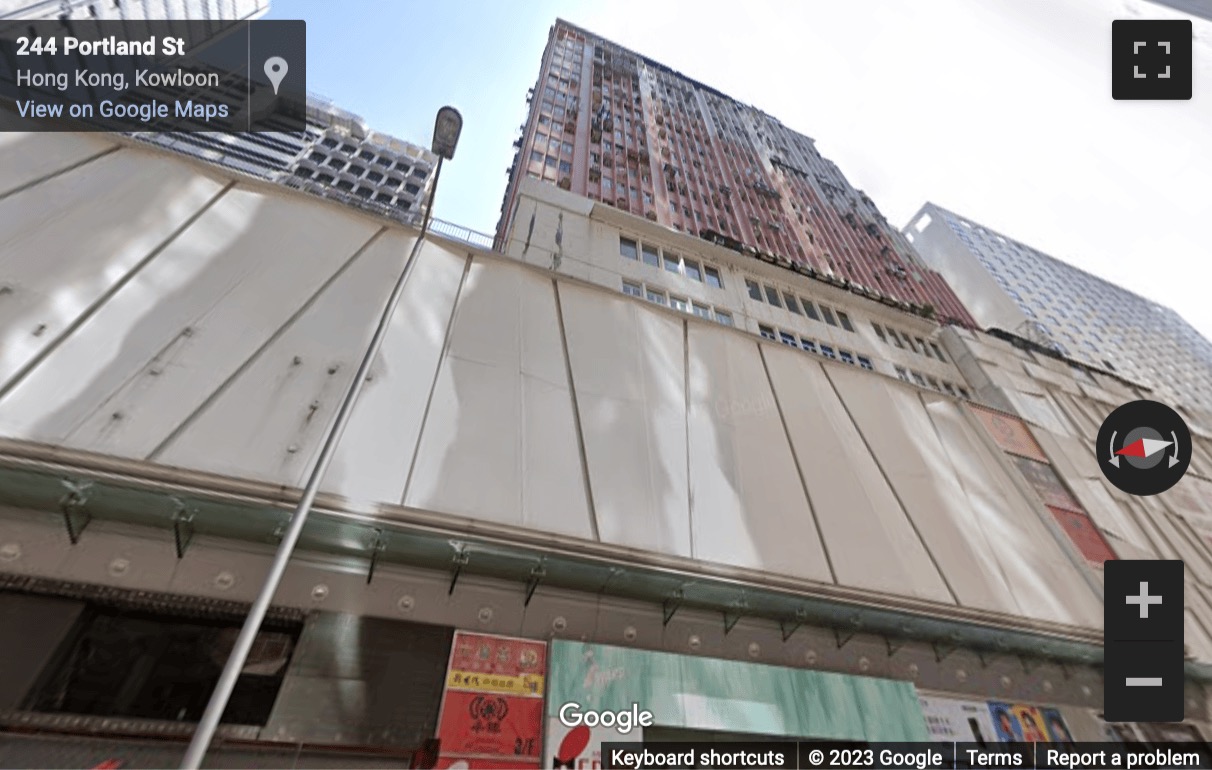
[179,106,462,770]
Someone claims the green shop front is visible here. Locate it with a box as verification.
[542,639,928,767]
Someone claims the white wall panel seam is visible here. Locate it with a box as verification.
[820,370,962,605]
[955,401,1105,604]
[551,279,600,542]
[919,395,1048,618]
[756,345,837,584]
[682,317,694,557]
[0,181,237,404]
[146,227,390,462]
[399,252,474,504]
[0,145,121,203]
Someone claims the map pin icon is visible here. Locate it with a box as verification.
[264,56,288,95]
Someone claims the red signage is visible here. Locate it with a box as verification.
[436,690,544,759]
[436,631,547,767]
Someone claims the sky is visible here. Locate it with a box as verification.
[266,0,1212,342]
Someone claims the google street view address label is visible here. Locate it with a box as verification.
[0,19,306,133]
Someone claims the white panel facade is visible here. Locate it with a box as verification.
[828,369,1028,616]
[559,283,691,556]
[0,150,225,387]
[0,187,379,457]
[156,230,417,485]
[404,259,593,539]
[685,325,832,584]
[0,133,116,197]
[322,242,469,506]
[923,398,1102,628]
[761,346,954,603]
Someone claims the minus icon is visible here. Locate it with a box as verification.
[1126,677,1163,686]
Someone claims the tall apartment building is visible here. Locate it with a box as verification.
[906,202,1212,413]
[496,19,976,328]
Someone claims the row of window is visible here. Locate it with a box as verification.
[315,136,429,180]
[871,322,948,363]
[893,366,971,399]
[744,278,856,332]
[623,280,734,327]
[758,325,873,370]
[619,236,725,289]
[301,152,425,195]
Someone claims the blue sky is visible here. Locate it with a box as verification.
[266,0,1212,342]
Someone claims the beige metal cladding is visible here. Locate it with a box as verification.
[1,132,1107,643]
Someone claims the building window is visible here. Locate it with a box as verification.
[783,293,801,314]
[911,371,927,387]
[957,387,971,399]
[622,280,643,298]
[715,310,734,326]
[872,323,887,343]
[780,331,798,347]
[819,344,836,359]
[839,350,856,365]
[642,244,661,267]
[704,266,724,289]
[684,260,702,282]
[801,299,820,321]
[646,288,667,305]
[620,237,638,260]
[895,366,910,381]
[800,338,817,354]
[746,279,763,301]
[942,382,957,396]
[670,296,690,313]
[931,342,947,362]
[927,376,942,391]
[821,306,838,327]
[763,285,782,308]
[888,329,905,349]
[664,254,681,274]
[692,302,712,319]
[759,324,777,340]
[915,337,929,356]
[837,312,855,332]
[857,356,874,370]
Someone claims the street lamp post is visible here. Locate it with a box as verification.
[179,106,462,770]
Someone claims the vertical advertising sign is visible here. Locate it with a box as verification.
[434,631,547,769]
[918,696,998,744]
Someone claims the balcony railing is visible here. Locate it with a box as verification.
[427,218,495,250]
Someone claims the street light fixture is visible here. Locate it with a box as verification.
[432,106,462,160]
[180,106,462,770]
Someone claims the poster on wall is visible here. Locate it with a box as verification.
[435,631,548,768]
[918,696,998,744]
[987,702,1075,744]
[544,717,637,769]
[970,405,1050,462]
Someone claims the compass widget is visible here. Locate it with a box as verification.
[1097,400,1191,496]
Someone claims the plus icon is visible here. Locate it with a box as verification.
[1112,19,1192,100]
[1126,581,1163,619]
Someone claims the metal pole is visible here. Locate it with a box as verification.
[180,156,445,770]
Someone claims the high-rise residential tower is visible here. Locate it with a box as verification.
[496,19,976,327]
[906,202,1212,413]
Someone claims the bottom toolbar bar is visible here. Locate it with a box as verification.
[599,741,1212,769]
